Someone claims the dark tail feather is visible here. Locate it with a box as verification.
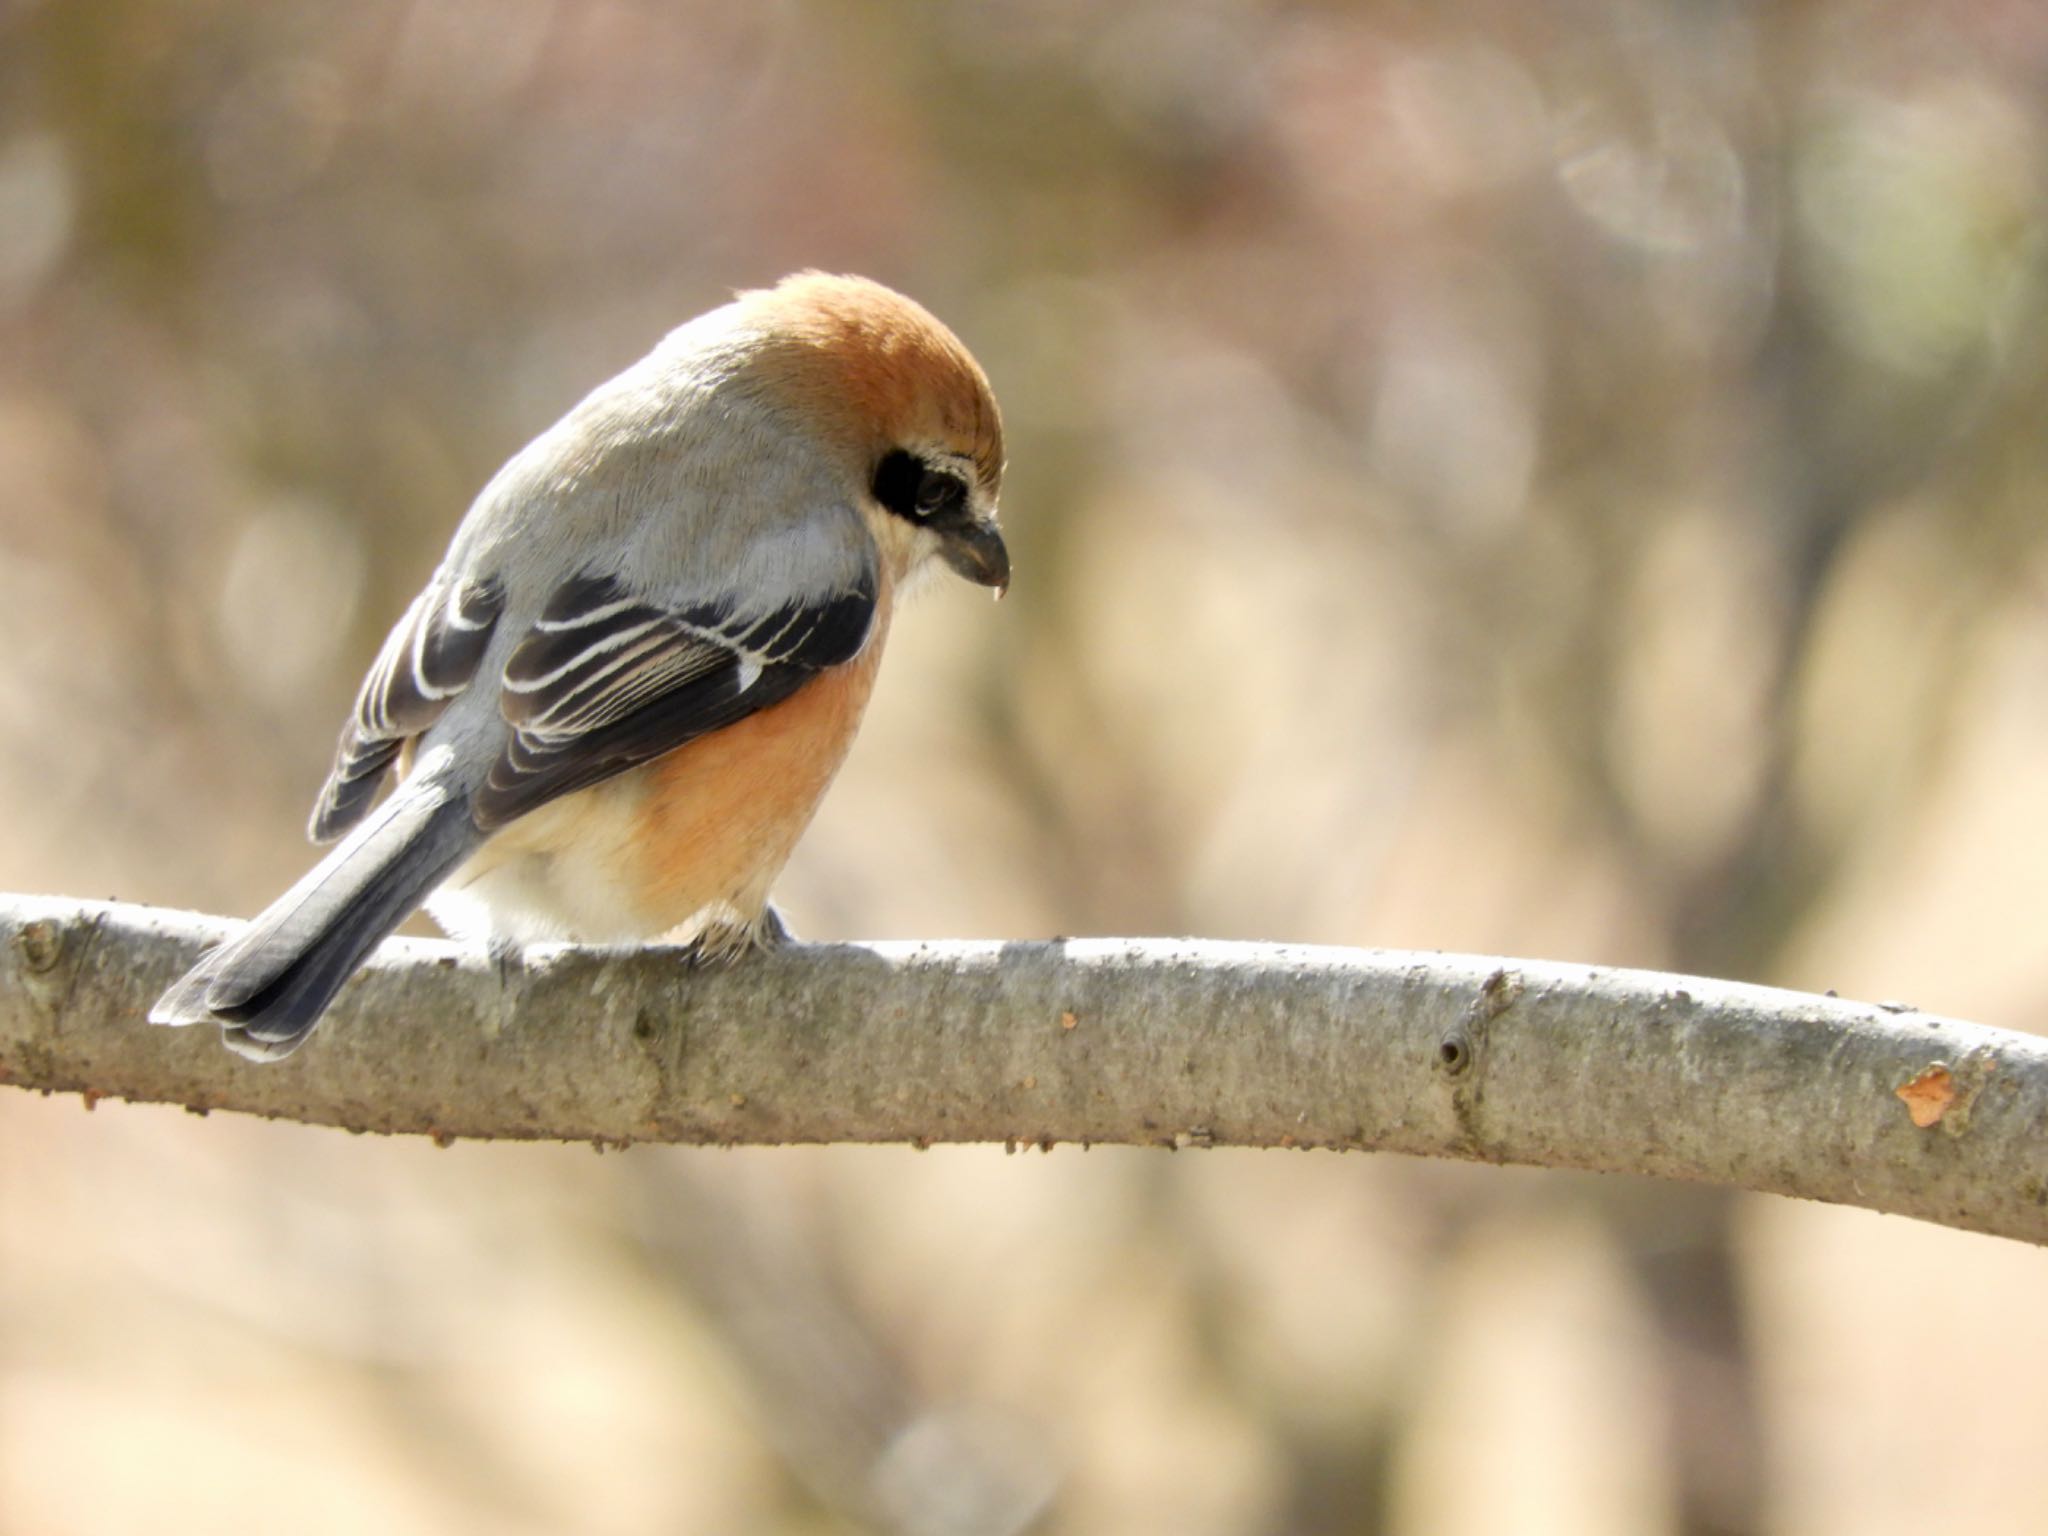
[151,782,482,1060]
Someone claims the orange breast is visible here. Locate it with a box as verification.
[632,602,893,929]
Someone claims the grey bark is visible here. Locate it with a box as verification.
[4,893,2044,1245]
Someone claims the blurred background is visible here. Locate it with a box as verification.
[7,0,2048,1530]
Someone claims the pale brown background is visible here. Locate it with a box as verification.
[6,1,2048,1531]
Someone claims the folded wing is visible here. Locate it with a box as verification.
[476,564,876,829]
[309,575,504,842]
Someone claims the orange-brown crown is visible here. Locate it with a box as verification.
[735,272,1004,494]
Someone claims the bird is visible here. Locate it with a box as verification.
[151,272,1008,1061]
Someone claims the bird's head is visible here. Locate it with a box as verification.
[735,272,1009,596]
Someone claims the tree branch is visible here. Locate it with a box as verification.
[4,893,2044,1244]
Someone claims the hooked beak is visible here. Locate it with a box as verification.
[938,517,1011,595]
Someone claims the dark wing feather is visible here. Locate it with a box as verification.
[309,575,504,841]
[473,567,876,831]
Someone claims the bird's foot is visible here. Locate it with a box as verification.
[678,903,795,968]
[485,932,525,990]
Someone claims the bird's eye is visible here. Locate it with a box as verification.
[873,449,969,524]
[915,469,966,518]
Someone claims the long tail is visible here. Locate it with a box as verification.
[151,778,483,1061]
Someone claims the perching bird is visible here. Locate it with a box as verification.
[152,272,1008,1061]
